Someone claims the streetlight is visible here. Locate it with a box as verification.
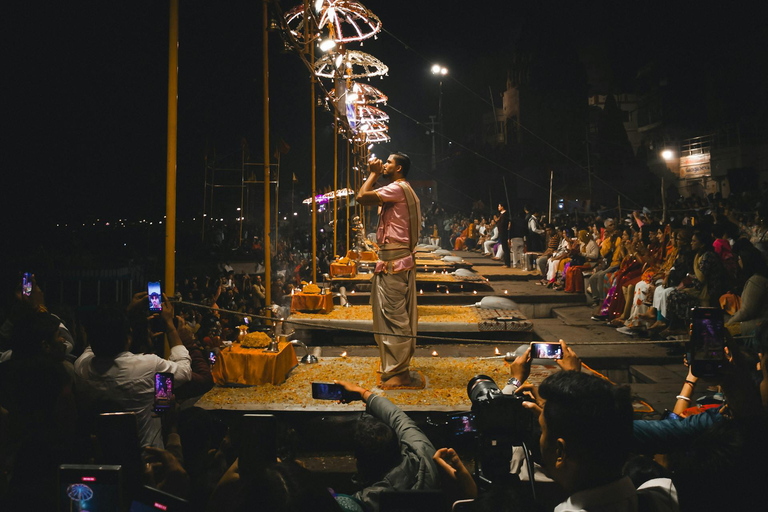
[661,149,674,161]
[430,64,448,169]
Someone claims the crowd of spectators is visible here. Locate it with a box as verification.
[1,192,766,510]
[518,195,768,349]
[2,275,764,510]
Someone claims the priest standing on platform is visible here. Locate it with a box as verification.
[357,153,421,389]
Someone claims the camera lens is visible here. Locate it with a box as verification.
[467,375,500,404]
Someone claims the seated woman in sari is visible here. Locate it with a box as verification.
[662,230,729,336]
[619,225,678,333]
[595,229,645,321]
[563,230,599,293]
[591,228,631,317]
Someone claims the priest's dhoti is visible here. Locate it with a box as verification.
[371,268,417,380]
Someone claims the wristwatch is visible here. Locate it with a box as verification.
[507,377,522,390]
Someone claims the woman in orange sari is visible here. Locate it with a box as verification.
[618,226,677,333]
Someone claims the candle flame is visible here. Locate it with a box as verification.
[495,347,500,355]
[341,351,347,357]
[419,289,423,294]
[504,290,508,294]
[432,350,438,357]
[473,290,477,294]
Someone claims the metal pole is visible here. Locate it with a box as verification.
[346,138,350,253]
[333,112,338,257]
[275,153,280,254]
[586,126,592,202]
[164,0,179,297]
[502,176,510,214]
[310,41,317,282]
[548,170,553,225]
[438,80,444,156]
[262,0,272,304]
[202,154,207,241]
[429,115,437,170]
[239,145,245,246]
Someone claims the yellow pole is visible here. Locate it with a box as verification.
[311,39,317,282]
[165,0,178,297]
[346,138,350,252]
[263,0,272,305]
[333,113,338,257]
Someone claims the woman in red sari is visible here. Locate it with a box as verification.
[597,230,646,321]
[563,230,599,292]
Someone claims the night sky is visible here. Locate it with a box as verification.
[4,1,765,242]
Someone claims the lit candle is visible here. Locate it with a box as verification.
[445,289,450,294]
[340,351,348,358]
[419,289,423,294]
[351,290,355,294]
[473,290,477,295]
[504,290,508,294]
[494,347,500,355]
[433,270,436,274]
[432,350,439,357]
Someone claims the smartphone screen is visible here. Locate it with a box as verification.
[238,414,277,476]
[311,382,346,400]
[531,342,563,359]
[689,307,726,378]
[207,351,216,365]
[22,273,32,297]
[154,372,173,413]
[450,412,477,435]
[148,282,162,312]
[59,464,122,511]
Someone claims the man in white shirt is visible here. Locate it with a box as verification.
[521,371,679,512]
[75,298,192,448]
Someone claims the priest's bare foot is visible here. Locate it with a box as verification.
[381,373,412,389]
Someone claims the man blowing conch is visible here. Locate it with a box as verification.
[356,153,421,389]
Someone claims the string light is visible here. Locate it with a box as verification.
[285,1,381,45]
[314,50,388,79]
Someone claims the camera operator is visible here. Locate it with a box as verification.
[334,379,440,512]
[522,371,679,511]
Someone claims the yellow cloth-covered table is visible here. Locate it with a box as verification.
[291,292,334,314]
[213,342,298,386]
[330,261,357,278]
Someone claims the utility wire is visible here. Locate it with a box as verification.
[387,104,550,193]
[381,27,644,208]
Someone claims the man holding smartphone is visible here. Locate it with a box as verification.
[74,294,191,448]
[357,153,421,388]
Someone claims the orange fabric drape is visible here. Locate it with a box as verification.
[212,342,298,386]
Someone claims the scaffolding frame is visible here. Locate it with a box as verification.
[202,147,280,248]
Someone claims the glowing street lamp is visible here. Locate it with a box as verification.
[429,64,448,169]
[431,64,448,76]
[661,149,674,161]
